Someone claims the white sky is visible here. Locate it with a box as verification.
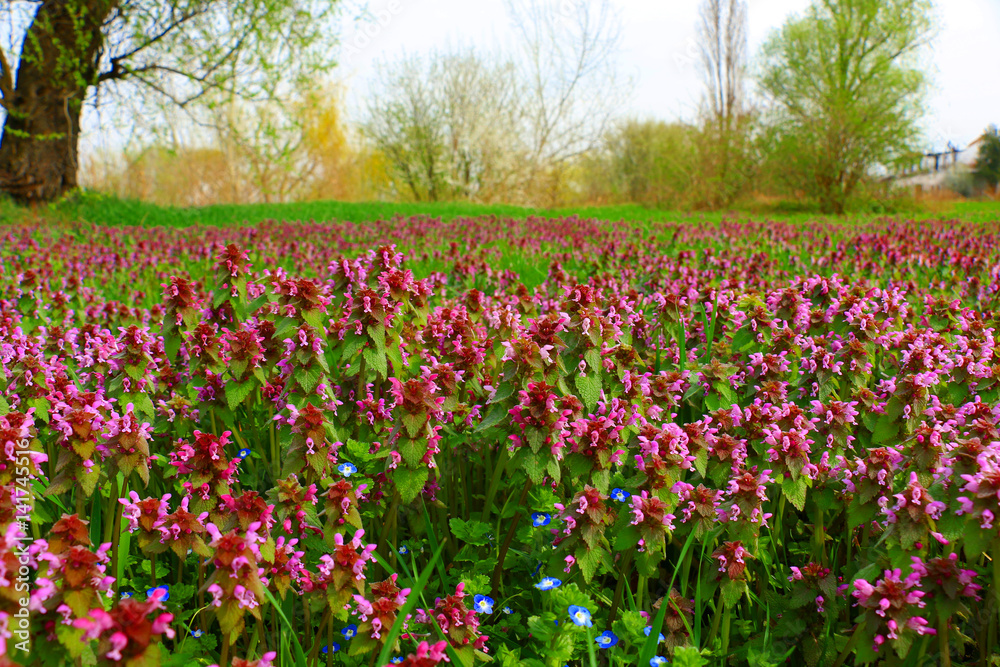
[334,0,1000,153]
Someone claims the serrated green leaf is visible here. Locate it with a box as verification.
[575,371,601,412]
[224,379,255,410]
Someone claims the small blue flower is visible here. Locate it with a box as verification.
[341,624,358,640]
[568,605,592,627]
[650,657,668,666]
[535,577,562,590]
[531,512,551,527]
[398,544,409,555]
[120,591,133,599]
[502,605,513,614]
[321,643,341,654]
[338,462,358,477]
[147,585,169,601]
[238,448,251,459]
[596,630,619,648]
[390,659,403,665]
[611,488,628,502]
[191,629,204,638]
[644,626,666,642]
[473,594,495,614]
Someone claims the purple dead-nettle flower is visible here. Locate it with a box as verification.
[852,569,936,652]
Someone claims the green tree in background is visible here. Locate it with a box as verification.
[0,0,339,205]
[758,0,934,213]
[975,125,1000,194]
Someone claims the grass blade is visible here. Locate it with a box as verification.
[375,540,447,667]
[261,588,308,667]
[639,529,699,664]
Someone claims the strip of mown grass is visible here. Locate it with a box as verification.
[2,190,998,228]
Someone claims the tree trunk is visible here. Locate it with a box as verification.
[0,0,117,205]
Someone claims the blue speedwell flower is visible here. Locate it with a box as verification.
[595,630,619,648]
[650,657,668,666]
[321,643,341,654]
[238,448,251,459]
[611,488,628,502]
[473,594,495,614]
[341,624,358,640]
[398,544,409,555]
[568,605,593,627]
[502,606,513,615]
[531,512,551,527]
[338,462,358,477]
[644,626,666,642]
[147,585,170,601]
[535,577,562,590]
[390,659,403,665]
[191,629,204,638]
[120,591,133,599]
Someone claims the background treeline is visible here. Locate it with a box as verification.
[75,0,1000,213]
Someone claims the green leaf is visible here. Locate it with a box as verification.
[963,519,989,561]
[575,371,601,412]
[449,518,493,546]
[475,402,509,433]
[721,578,748,607]
[224,379,255,410]
[57,625,89,659]
[386,342,404,375]
[294,365,322,393]
[576,546,605,583]
[871,414,899,444]
[490,382,515,404]
[363,345,388,379]
[395,466,429,504]
[673,646,711,667]
[782,476,807,512]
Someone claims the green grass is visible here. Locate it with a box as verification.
[0,191,702,228]
[2,190,999,228]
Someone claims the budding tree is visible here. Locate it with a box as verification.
[506,0,627,201]
[696,0,753,207]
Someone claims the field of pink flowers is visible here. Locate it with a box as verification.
[2,214,1000,666]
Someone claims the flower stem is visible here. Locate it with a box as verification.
[480,443,509,524]
[220,631,230,667]
[585,624,598,667]
[831,624,862,667]
[991,539,1000,660]
[308,608,331,664]
[607,550,634,628]
[813,507,825,565]
[110,476,127,596]
[269,407,278,482]
[720,602,732,666]
[490,480,533,597]
[103,475,120,546]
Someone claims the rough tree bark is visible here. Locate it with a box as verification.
[0,0,117,205]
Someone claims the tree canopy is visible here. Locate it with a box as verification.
[758,0,934,213]
[0,0,340,204]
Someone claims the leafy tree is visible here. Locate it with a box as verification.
[0,0,339,205]
[758,0,934,213]
[974,125,1000,193]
